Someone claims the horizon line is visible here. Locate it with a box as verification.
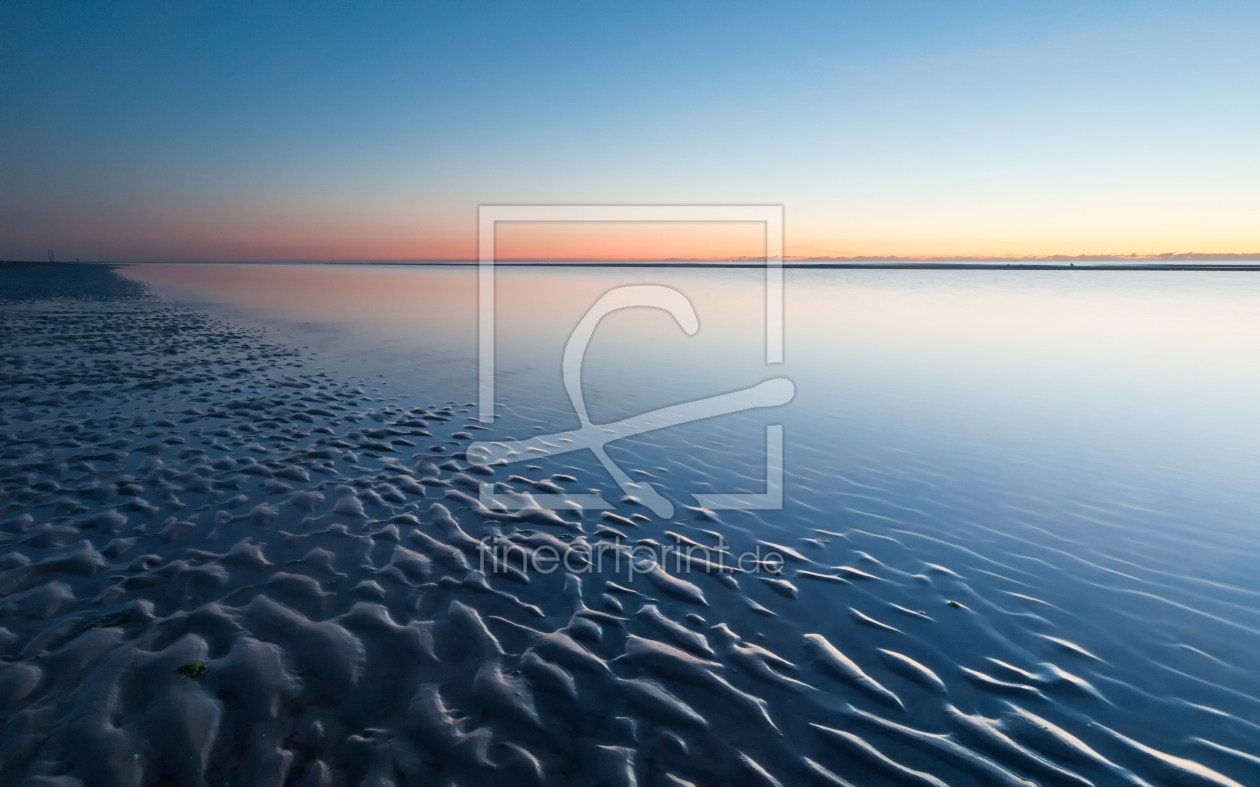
[8,251,1260,265]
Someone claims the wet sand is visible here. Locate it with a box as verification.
[2,263,1257,787]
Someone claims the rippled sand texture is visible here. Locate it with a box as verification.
[2,264,1258,787]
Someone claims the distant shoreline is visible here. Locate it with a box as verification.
[6,259,1260,272]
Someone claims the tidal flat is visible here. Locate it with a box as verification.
[2,262,1258,787]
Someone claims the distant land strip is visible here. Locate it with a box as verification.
[390,261,1259,271]
[6,255,1260,271]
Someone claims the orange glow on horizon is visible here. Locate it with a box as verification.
[62,215,1258,263]
[491,222,768,261]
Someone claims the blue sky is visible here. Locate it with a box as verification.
[2,1,1257,260]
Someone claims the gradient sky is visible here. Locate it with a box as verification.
[2,0,1258,262]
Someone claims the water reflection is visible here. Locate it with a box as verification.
[113,261,1260,783]
[124,263,1260,514]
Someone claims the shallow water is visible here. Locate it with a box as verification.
[129,262,1260,537]
[2,261,1258,786]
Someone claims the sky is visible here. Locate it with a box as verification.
[2,0,1258,262]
